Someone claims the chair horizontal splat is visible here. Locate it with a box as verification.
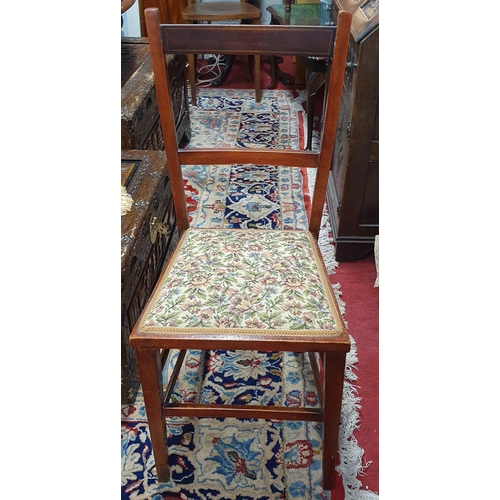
[178,148,320,169]
[161,24,336,58]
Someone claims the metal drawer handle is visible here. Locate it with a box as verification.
[150,215,168,244]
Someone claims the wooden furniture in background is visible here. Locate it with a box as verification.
[121,37,192,149]
[122,0,136,28]
[121,38,191,403]
[265,0,379,260]
[181,0,262,105]
[130,8,352,490]
[138,0,261,105]
[121,0,136,14]
[325,0,379,261]
[121,149,179,404]
[138,0,181,34]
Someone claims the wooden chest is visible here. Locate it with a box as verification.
[121,37,191,150]
[121,149,179,404]
[325,0,379,261]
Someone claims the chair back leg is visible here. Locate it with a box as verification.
[254,55,261,102]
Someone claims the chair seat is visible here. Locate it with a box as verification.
[133,228,348,350]
[182,1,261,22]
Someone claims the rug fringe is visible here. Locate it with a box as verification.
[337,335,379,500]
[319,208,339,275]
[318,205,379,500]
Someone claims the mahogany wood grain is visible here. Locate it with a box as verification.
[308,10,351,237]
[322,351,347,490]
[178,148,320,169]
[161,24,335,58]
[129,335,351,353]
[121,0,136,14]
[136,348,170,482]
[163,404,324,421]
[139,0,172,36]
[182,1,261,22]
[145,13,191,233]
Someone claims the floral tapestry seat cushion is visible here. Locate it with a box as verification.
[138,228,344,340]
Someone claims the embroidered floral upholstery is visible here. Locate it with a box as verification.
[139,228,342,337]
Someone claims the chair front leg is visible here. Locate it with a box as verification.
[322,351,346,490]
[136,347,170,482]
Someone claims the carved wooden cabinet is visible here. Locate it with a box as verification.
[121,37,191,150]
[325,0,379,261]
[121,150,179,404]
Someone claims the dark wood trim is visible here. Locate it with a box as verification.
[163,403,323,421]
[159,24,336,58]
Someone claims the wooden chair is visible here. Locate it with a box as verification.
[131,7,353,491]
[181,0,262,105]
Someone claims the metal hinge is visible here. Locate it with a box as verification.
[346,121,352,141]
[337,202,342,218]
[150,215,168,244]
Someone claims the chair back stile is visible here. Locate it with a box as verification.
[144,7,353,239]
[146,11,191,233]
[309,13,352,235]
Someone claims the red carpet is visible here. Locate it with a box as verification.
[332,254,379,497]
[197,55,379,496]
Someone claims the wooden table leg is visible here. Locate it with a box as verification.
[187,53,197,105]
[254,55,261,102]
[267,55,294,89]
[268,55,277,89]
[322,351,346,490]
[136,348,170,483]
[305,58,327,150]
[267,14,294,89]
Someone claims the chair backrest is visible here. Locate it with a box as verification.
[145,7,352,239]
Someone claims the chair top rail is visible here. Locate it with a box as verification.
[160,24,337,58]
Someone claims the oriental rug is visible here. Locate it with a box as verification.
[181,88,310,230]
[121,89,378,500]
